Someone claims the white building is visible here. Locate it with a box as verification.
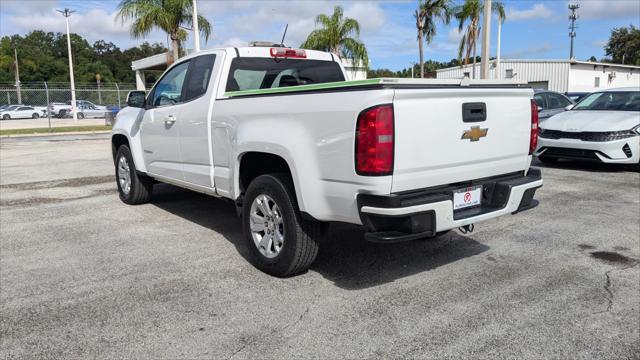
[436,59,640,93]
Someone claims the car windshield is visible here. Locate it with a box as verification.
[573,91,640,111]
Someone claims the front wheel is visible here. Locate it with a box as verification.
[115,145,153,204]
[242,174,325,277]
[32,113,39,119]
[77,112,85,119]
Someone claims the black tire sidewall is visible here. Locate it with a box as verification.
[32,113,39,118]
[78,113,85,119]
[242,175,301,275]
[3,115,9,120]
[115,145,137,203]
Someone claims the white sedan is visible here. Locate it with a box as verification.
[535,87,640,164]
[0,106,44,120]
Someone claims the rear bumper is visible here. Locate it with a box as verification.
[358,169,543,242]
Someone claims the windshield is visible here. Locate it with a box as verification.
[573,91,640,111]
[226,58,345,92]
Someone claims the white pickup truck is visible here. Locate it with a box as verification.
[112,45,543,276]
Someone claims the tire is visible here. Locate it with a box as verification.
[78,112,85,119]
[242,173,324,277]
[2,114,10,120]
[32,113,39,119]
[115,145,153,205]
[538,156,558,164]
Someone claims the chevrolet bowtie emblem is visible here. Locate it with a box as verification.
[461,126,488,142]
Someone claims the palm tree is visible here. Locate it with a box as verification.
[301,6,368,69]
[456,0,504,79]
[415,0,452,78]
[117,0,212,63]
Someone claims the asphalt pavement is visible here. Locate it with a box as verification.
[1,134,638,358]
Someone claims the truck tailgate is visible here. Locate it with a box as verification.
[391,87,533,193]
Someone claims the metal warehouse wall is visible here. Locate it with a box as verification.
[436,60,571,92]
[569,63,640,92]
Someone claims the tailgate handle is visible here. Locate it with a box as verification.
[462,102,486,122]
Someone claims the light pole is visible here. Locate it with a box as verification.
[480,0,492,79]
[568,4,579,60]
[57,8,78,121]
[496,14,502,79]
[192,0,200,52]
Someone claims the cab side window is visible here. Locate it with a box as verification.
[150,60,190,107]
[184,54,216,101]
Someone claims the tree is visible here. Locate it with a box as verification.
[456,0,504,78]
[605,25,640,65]
[117,0,211,63]
[301,6,369,68]
[415,0,452,78]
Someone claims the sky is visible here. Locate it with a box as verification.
[0,0,638,71]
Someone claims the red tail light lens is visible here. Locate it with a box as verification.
[530,99,539,155]
[355,104,394,175]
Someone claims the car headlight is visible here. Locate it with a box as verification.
[633,124,640,135]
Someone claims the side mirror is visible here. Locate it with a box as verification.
[126,91,146,108]
[537,106,543,112]
[564,104,574,111]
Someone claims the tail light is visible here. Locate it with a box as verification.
[270,48,306,58]
[530,99,539,155]
[355,104,394,175]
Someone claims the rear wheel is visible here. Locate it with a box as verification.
[77,112,85,119]
[32,113,39,119]
[538,156,558,164]
[2,114,10,120]
[242,173,324,277]
[115,145,153,205]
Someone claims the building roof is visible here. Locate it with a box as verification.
[435,59,640,72]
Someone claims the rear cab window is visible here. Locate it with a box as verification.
[226,58,345,92]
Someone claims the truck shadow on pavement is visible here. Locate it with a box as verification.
[150,184,489,290]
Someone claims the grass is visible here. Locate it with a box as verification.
[0,125,112,136]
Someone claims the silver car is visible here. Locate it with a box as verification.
[533,89,575,121]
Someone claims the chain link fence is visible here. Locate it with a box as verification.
[0,82,145,131]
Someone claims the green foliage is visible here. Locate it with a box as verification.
[605,25,640,65]
[117,0,211,60]
[300,6,369,68]
[0,31,167,84]
[455,0,505,68]
[415,0,453,77]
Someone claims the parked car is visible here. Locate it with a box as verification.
[565,92,590,102]
[533,89,574,121]
[48,102,71,118]
[112,45,543,277]
[63,100,108,119]
[0,104,21,112]
[0,105,43,119]
[535,87,640,164]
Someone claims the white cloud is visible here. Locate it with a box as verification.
[506,4,554,21]
[574,0,640,20]
[344,2,386,32]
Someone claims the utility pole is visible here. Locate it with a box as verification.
[13,48,21,104]
[96,73,102,104]
[192,0,200,52]
[480,0,492,79]
[568,4,579,60]
[58,8,78,121]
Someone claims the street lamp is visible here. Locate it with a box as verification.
[57,8,78,121]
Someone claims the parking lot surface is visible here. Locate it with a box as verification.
[1,134,639,358]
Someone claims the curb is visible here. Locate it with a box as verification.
[0,130,111,139]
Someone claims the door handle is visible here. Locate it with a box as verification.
[164,115,176,127]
